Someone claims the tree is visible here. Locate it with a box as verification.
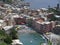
[7,0,12,3]
[0,29,12,44]
[10,27,18,39]
[0,29,7,41]
[48,40,52,45]
[4,35,12,44]
[49,15,58,21]
[0,42,7,45]
[47,11,59,21]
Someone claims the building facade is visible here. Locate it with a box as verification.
[31,18,54,33]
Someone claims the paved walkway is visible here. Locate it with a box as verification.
[17,25,36,33]
[44,32,60,45]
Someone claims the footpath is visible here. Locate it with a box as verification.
[43,32,60,45]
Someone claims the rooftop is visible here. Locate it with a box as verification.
[0,20,5,23]
[12,15,20,18]
[36,21,51,25]
[3,26,13,31]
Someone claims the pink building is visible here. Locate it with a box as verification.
[32,18,53,33]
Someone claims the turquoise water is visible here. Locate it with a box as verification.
[25,0,58,9]
[18,32,45,45]
[18,25,45,45]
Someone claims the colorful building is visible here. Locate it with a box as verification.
[31,18,54,33]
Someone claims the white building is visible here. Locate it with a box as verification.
[3,26,13,34]
[0,20,6,29]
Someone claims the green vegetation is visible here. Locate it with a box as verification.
[0,29,12,45]
[0,27,18,45]
[48,8,60,15]
[6,0,12,3]
[0,29,7,41]
[4,35,12,44]
[0,42,7,45]
[10,27,18,39]
[47,8,58,21]
[48,40,52,45]
[49,15,58,21]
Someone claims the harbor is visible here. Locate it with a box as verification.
[0,0,60,45]
[18,25,46,45]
